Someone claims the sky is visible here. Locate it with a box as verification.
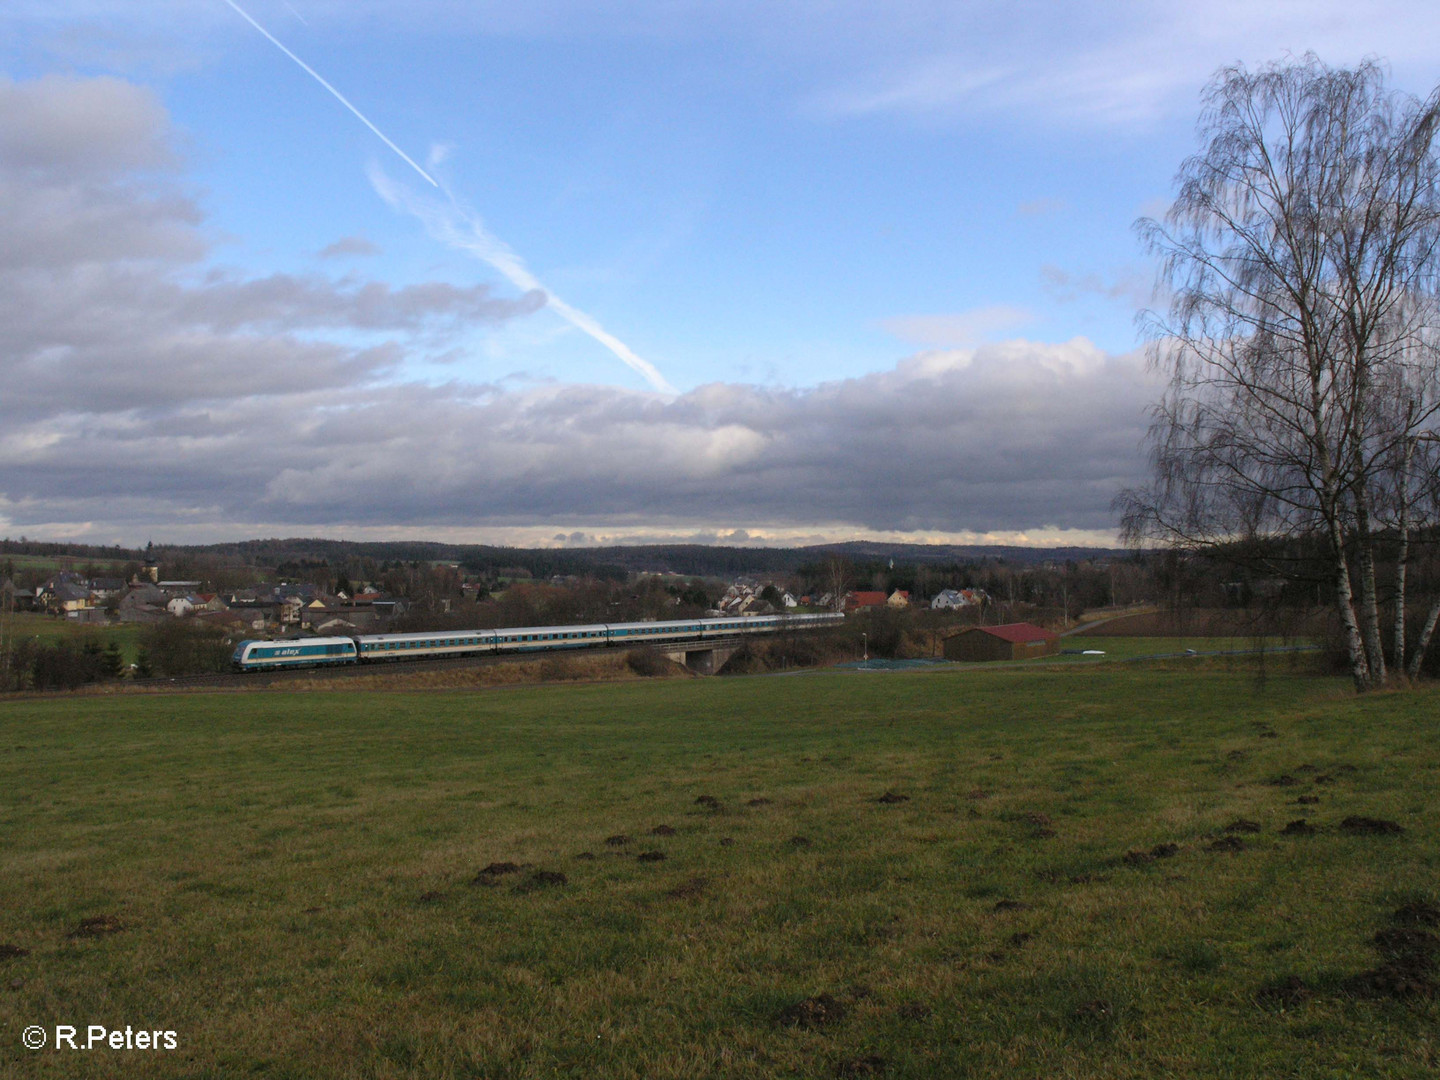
[3,1,1439,549]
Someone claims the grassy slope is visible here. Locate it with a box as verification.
[4,612,144,665]
[0,666,1436,1078]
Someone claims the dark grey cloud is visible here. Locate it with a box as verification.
[1,340,1156,539]
[0,74,177,177]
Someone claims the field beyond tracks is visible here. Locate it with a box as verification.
[1,666,1437,1078]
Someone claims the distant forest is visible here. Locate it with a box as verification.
[0,536,1124,581]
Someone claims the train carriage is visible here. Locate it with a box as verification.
[357,630,494,662]
[231,637,357,671]
[605,620,712,646]
[492,624,609,653]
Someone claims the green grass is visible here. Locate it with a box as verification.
[1049,635,1313,661]
[1,665,1436,1078]
[3,613,144,666]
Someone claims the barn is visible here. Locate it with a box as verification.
[943,622,1059,662]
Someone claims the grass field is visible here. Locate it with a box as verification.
[1,663,1436,1078]
[2,612,144,666]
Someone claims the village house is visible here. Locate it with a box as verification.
[931,588,988,610]
[844,591,889,611]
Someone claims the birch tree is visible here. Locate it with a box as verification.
[1119,55,1440,691]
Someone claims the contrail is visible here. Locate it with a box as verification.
[220,0,437,187]
[370,164,678,395]
[220,0,674,392]
[282,2,309,26]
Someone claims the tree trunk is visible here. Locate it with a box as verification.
[1408,597,1440,679]
[1353,486,1387,684]
[1393,434,1414,675]
[1327,512,1371,691]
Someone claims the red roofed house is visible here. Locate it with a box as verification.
[943,622,1059,662]
[845,591,889,611]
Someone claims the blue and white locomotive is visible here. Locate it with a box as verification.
[231,612,844,672]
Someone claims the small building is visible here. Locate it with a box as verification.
[845,591,889,611]
[886,589,910,608]
[943,622,1059,662]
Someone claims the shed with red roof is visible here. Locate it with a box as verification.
[943,622,1059,662]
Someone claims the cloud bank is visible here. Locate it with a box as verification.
[0,74,1157,545]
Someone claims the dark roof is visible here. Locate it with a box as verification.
[965,622,1057,644]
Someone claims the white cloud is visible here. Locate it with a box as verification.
[882,305,1034,347]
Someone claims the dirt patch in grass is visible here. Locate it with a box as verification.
[966,789,990,800]
[517,870,568,890]
[604,834,630,847]
[777,992,848,1029]
[1281,820,1317,836]
[651,824,676,836]
[1123,842,1179,866]
[665,876,709,900]
[877,791,909,804]
[695,795,721,809]
[636,851,666,863]
[1346,927,1437,998]
[746,797,772,806]
[789,836,812,848]
[1070,999,1113,1021]
[473,861,523,884]
[1208,836,1246,854]
[835,1054,887,1076]
[416,890,445,904]
[1023,812,1053,827]
[1340,816,1404,836]
[0,944,30,960]
[70,915,124,938]
[1268,774,1299,787]
[718,837,735,847]
[1394,901,1440,927]
[993,899,1028,913]
[1225,819,1262,834]
[1255,975,1313,1009]
[1295,795,1321,805]
[574,852,596,860]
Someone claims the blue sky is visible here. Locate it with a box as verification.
[2,2,1439,547]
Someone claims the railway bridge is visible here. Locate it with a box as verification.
[660,636,747,675]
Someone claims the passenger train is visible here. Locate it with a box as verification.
[230,612,845,672]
